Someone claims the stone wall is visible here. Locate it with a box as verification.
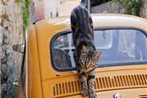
[140,0,147,19]
[91,1,147,19]
[0,0,24,98]
[91,2,124,14]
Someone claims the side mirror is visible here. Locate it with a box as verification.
[12,44,25,53]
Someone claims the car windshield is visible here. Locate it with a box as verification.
[52,28,147,70]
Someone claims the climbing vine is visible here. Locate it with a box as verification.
[111,0,143,16]
[15,0,30,34]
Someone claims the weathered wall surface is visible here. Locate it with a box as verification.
[141,0,147,19]
[43,0,80,18]
[92,2,124,14]
[92,1,147,19]
[0,0,24,98]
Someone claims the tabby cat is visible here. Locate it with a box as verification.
[70,1,101,98]
[78,45,101,98]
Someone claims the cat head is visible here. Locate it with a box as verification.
[79,45,101,70]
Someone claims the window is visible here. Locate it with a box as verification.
[51,28,147,70]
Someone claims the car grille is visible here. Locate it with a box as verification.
[52,74,147,97]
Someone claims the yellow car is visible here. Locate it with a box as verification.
[19,14,147,98]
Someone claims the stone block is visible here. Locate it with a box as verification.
[1,18,9,29]
[0,4,6,17]
[0,26,4,44]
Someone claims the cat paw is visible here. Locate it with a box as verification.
[81,89,88,97]
[89,92,97,98]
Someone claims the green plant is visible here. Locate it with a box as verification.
[15,0,30,37]
[111,0,142,16]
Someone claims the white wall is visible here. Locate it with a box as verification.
[43,0,80,18]
[58,0,80,17]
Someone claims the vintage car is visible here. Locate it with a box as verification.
[18,14,147,98]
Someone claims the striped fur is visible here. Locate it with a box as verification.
[78,46,101,98]
[70,5,95,58]
[70,4,101,98]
